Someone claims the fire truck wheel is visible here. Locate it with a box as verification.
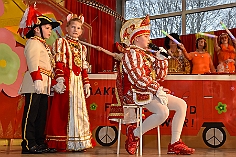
[202,126,226,148]
[95,126,118,146]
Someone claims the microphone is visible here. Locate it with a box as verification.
[149,43,160,51]
[148,43,171,59]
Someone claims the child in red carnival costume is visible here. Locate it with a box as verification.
[46,13,93,152]
[109,15,195,155]
[18,4,60,154]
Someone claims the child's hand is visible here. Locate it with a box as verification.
[178,43,185,51]
[232,38,236,45]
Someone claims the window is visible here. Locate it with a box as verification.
[125,0,182,19]
[186,7,236,34]
[186,0,236,10]
[150,16,182,38]
[124,0,236,38]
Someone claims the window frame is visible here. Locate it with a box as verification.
[122,0,236,35]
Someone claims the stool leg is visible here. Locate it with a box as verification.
[136,108,139,155]
[157,125,161,155]
[117,119,122,155]
[139,106,143,156]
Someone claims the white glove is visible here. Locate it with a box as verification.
[84,84,91,98]
[156,47,169,60]
[83,60,89,69]
[156,86,168,106]
[34,80,44,94]
[53,77,66,94]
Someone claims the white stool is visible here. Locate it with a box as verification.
[116,105,161,156]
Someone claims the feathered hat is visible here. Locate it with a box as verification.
[18,3,61,38]
[120,15,150,46]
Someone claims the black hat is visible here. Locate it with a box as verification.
[25,16,61,39]
[164,33,181,49]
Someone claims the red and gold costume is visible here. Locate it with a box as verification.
[109,15,168,122]
[46,35,92,151]
[109,47,168,123]
[217,44,236,73]
[109,15,195,155]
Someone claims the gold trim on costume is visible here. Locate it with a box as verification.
[14,123,22,138]
[115,87,121,106]
[109,113,124,116]
[55,69,64,73]
[40,68,54,78]
[0,122,3,137]
[38,16,53,22]
[5,122,13,137]
[23,93,33,150]
[47,139,67,141]
[55,74,64,78]
[74,54,82,67]
[110,103,122,107]
[46,135,67,138]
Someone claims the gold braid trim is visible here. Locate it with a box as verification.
[55,69,64,73]
[109,112,124,117]
[77,0,126,23]
[40,68,54,78]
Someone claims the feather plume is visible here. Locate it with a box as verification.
[17,4,42,38]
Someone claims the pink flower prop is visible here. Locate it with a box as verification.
[0,28,27,97]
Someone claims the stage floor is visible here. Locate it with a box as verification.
[1,146,236,157]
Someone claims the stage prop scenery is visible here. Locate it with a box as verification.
[1,0,236,149]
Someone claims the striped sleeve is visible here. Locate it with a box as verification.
[81,45,89,69]
[154,59,168,81]
[123,49,160,94]
[81,45,89,84]
[53,38,67,79]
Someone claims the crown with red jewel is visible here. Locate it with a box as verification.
[120,15,150,46]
